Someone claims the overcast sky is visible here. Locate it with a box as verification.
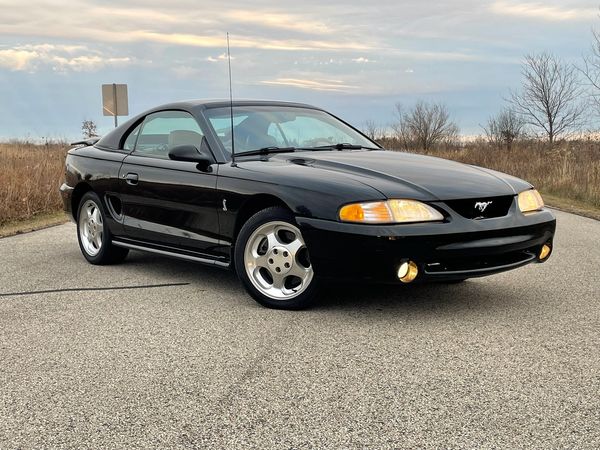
[0,0,597,139]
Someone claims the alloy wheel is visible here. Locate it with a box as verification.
[244,221,313,300]
[78,199,104,257]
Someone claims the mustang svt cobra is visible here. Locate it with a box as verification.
[60,100,556,309]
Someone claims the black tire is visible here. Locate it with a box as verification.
[76,191,129,265]
[234,206,319,310]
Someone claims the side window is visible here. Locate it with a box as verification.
[134,111,204,158]
[123,123,141,151]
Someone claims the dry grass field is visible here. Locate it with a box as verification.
[381,138,600,209]
[0,139,598,231]
[0,142,68,225]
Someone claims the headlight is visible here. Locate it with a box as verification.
[339,199,444,224]
[518,189,544,213]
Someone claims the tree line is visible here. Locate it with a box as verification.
[364,26,600,149]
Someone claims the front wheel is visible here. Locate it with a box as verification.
[234,207,318,309]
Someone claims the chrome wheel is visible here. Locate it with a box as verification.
[244,221,313,300]
[78,199,104,257]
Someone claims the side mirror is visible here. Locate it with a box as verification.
[168,137,214,171]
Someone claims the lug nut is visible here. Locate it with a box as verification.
[268,258,273,264]
[276,267,281,272]
[283,251,288,257]
[284,263,290,268]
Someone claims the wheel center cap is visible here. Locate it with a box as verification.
[267,246,293,275]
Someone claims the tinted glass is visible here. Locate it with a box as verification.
[135,110,204,158]
[122,123,141,150]
[204,106,374,156]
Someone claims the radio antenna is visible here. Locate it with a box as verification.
[227,32,236,166]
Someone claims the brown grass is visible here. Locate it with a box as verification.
[0,139,598,229]
[380,138,600,209]
[0,142,68,225]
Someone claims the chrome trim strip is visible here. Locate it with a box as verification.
[112,240,230,267]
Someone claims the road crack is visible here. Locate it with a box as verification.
[0,282,192,297]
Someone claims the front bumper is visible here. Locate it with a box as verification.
[297,203,556,283]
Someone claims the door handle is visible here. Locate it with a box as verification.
[124,173,139,185]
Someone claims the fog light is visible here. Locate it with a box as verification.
[398,261,418,283]
[539,244,551,261]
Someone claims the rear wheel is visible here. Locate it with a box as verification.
[76,192,128,265]
[235,207,318,309]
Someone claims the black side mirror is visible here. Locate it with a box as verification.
[168,137,214,171]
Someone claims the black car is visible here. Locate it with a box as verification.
[60,100,556,309]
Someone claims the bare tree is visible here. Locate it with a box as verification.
[362,119,381,141]
[581,28,600,116]
[81,120,98,139]
[510,52,584,142]
[482,108,526,150]
[391,103,408,147]
[393,101,459,150]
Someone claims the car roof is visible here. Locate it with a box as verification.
[95,99,324,151]
[149,99,323,111]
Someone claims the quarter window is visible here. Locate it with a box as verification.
[123,123,141,151]
[134,111,205,158]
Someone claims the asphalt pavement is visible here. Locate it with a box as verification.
[0,209,598,448]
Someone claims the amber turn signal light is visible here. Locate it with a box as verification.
[539,244,551,261]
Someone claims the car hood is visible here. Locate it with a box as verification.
[278,150,528,201]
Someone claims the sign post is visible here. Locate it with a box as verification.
[102,83,129,127]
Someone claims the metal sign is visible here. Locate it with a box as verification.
[102,83,128,127]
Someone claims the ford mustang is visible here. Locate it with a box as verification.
[60,100,556,309]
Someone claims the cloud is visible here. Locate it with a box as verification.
[0,44,130,72]
[171,65,203,78]
[490,1,596,22]
[0,49,39,71]
[103,30,372,52]
[224,10,333,35]
[0,2,374,53]
[0,0,597,139]
[260,78,358,92]
[206,53,233,62]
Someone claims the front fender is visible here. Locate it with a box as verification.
[215,161,384,243]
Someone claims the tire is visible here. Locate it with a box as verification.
[76,191,128,265]
[234,206,319,310]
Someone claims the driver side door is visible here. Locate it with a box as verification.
[118,110,221,258]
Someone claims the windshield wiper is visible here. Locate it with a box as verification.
[235,146,297,157]
[306,143,380,151]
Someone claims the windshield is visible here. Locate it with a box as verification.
[203,105,377,157]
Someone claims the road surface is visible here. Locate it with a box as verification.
[0,209,598,448]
